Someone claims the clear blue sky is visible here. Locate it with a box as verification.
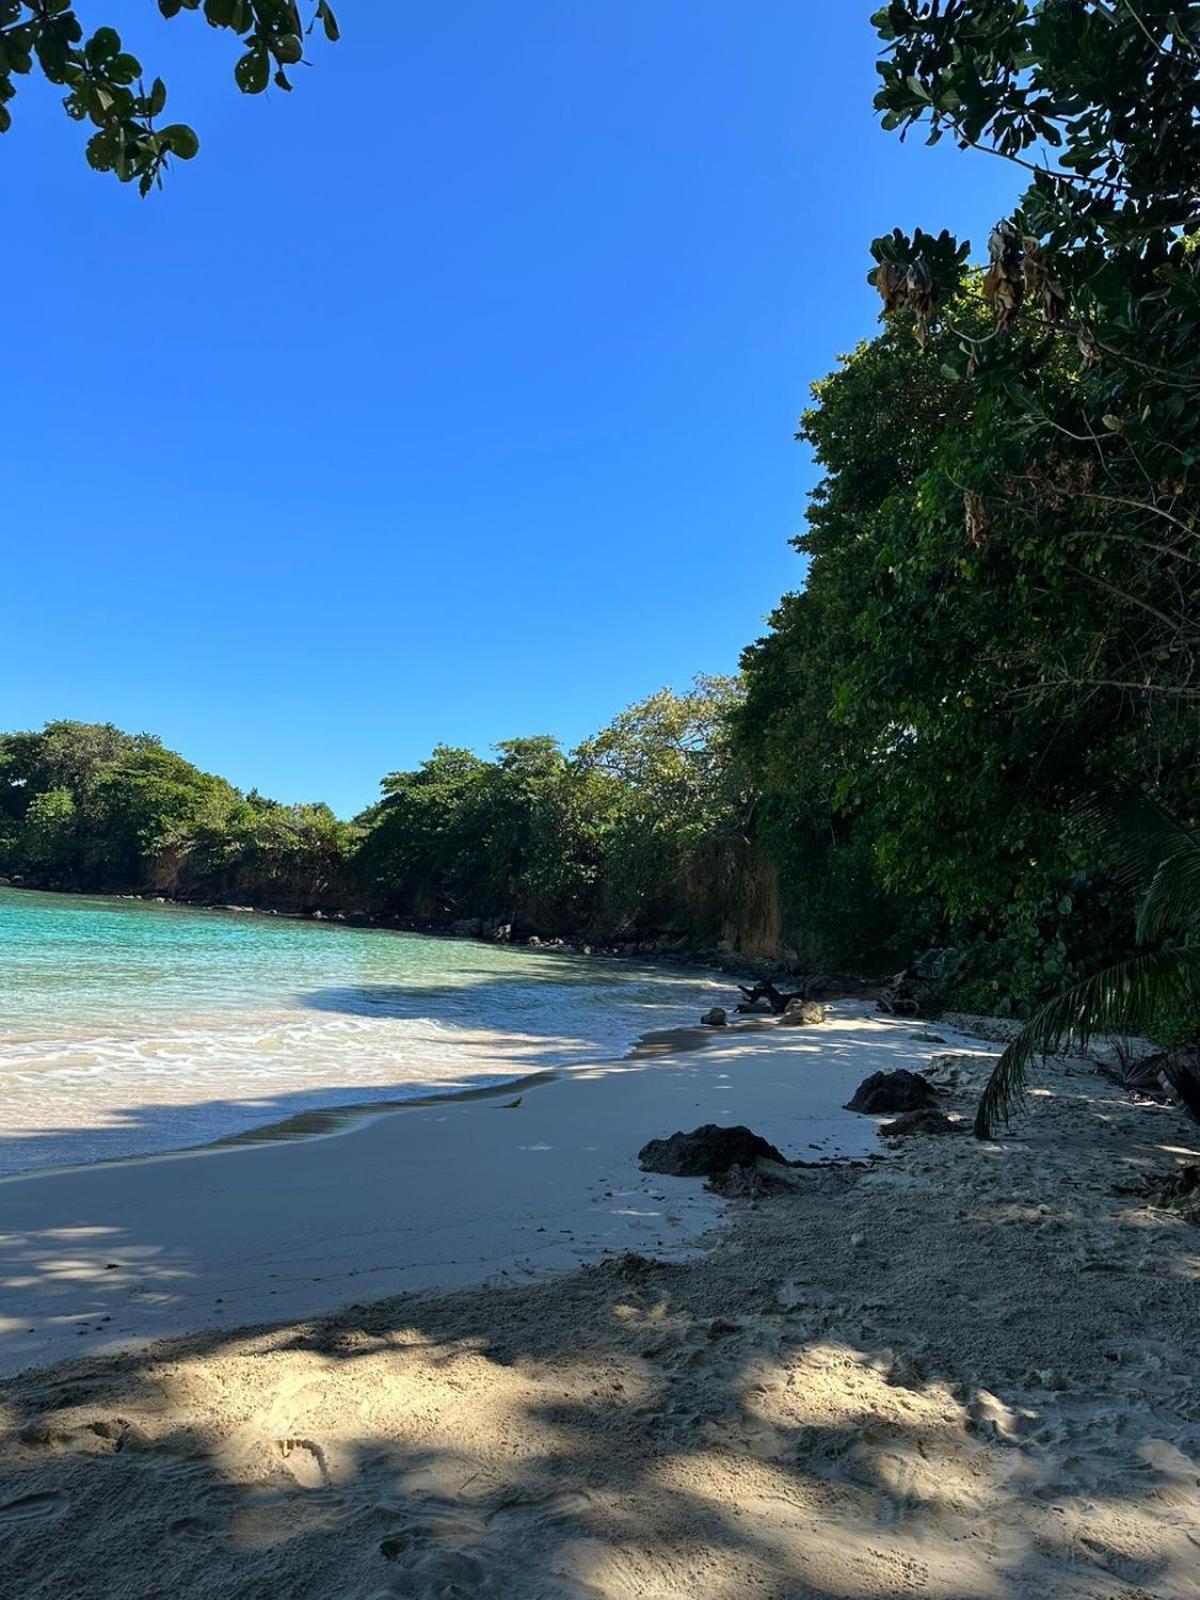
[4,3,1017,816]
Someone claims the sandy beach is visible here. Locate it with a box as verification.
[0,1003,945,1376]
[2,1009,1199,1598]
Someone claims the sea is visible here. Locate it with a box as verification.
[0,887,723,1177]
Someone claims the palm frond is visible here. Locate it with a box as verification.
[974,949,1200,1138]
[1072,786,1200,925]
[1137,833,1200,943]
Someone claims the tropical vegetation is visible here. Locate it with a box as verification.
[4,2,1198,1112]
[0,0,338,191]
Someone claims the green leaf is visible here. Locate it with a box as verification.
[110,52,142,86]
[234,47,269,94]
[86,27,121,65]
[162,122,199,159]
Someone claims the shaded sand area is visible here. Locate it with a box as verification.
[2,1017,1200,1597]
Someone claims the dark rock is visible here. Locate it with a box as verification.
[638,1123,785,1177]
[876,949,957,1018]
[706,1318,741,1339]
[779,999,826,1027]
[1127,1043,1200,1120]
[880,1108,964,1137]
[706,1164,780,1199]
[845,1069,938,1114]
[581,1251,665,1280]
[700,1006,728,1027]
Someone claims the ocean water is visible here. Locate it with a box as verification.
[0,888,722,1177]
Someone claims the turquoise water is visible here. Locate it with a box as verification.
[0,888,721,1177]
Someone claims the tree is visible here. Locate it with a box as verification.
[0,0,338,191]
[976,791,1200,1136]
[869,2,1200,715]
[576,679,747,935]
[19,786,79,871]
[734,279,1190,996]
[355,746,493,916]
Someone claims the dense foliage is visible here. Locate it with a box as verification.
[0,0,337,190]
[734,275,1198,1009]
[731,1,1200,1015]
[0,683,756,948]
[0,721,356,906]
[976,788,1200,1134]
[5,2,1197,1034]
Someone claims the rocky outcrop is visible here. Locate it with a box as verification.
[779,999,826,1026]
[845,1069,938,1114]
[879,1107,964,1136]
[877,949,958,1018]
[638,1124,785,1177]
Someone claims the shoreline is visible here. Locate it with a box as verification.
[0,876,829,984]
[0,1027,728,1189]
[0,1003,984,1379]
[3,1024,1198,1597]
[0,884,744,1181]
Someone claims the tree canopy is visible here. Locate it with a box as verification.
[0,0,338,190]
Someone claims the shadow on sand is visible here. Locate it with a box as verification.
[1,1093,1198,1599]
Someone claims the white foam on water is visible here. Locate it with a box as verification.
[0,890,725,1175]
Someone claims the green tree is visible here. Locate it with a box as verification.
[736,256,1199,1001]
[869,2,1200,717]
[0,0,338,191]
[977,791,1200,1136]
[577,678,746,936]
[729,4,1200,995]
[355,747,493,917]
[18,787,79,872]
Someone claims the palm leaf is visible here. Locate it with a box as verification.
[1073,787,1200,936]
[1137,831,1200,943]
[974,949,1200,1138]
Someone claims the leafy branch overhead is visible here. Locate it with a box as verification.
[868,1,1200,364]
[864,3,1200,716]
[0,0,339,192]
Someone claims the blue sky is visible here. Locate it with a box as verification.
[4,3,1017,816]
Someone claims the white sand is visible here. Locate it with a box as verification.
[0,1003,966,1377]
[3,1009,1199,1599]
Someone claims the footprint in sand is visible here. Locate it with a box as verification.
[0,1489,70,1525]
[378,1495,602,1597]
[485,1489,593,1526]
[273,1436,329,1489]
[168,1515,217,1541]
[19,1416,141,1455]
[379,1542,601,1598]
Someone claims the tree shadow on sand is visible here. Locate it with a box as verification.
[2,1100,1199,1600]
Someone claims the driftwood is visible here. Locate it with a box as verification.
[1103,1042,1200,1121]
[735,979,805,1015]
